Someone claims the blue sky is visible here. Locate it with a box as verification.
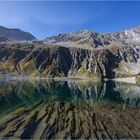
[0,1,140,39]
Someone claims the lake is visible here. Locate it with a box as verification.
[0,79,140,139]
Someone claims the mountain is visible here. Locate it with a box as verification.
[0,25,36,41]
[44,25,140,48]
[0,36,9,42]
[0,25,140,80]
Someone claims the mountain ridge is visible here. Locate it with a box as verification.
[0,25,140,80]
[44,25,140,48]
[0,25,36,42]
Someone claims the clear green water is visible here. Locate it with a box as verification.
[0,79,140,139]
[0,79,139,117]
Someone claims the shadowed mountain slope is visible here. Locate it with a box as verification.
[0,25,36,41]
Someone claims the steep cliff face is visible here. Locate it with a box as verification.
[0,42,140,79]
[0,25,140,79]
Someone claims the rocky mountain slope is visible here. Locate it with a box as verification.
[0,25,140,79]
[44,25,140,49]
[0,25,36,42]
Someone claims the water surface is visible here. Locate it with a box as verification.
[0,79,140,139]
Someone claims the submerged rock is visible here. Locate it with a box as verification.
[0,80,140,139]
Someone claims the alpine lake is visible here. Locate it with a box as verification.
[0,79,140,139]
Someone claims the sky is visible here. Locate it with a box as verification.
[0,1,140,39]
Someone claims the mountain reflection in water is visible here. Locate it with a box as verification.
[0,79,140,139]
